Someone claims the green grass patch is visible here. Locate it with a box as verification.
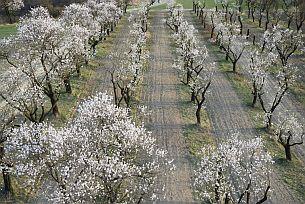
[176,0,215,9]
[0,24,17,39]
[150,3,167,11]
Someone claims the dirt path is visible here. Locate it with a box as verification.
[142,11,194,203]
[183,11,301,204]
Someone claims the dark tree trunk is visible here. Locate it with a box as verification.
[285,145,292,161]
[196,105,201,125]
[2,169,13,198]
[0,144,13,198]
[191,91,195,102]
[211,26,215,39]
[64,78,72,94]
[252,92,257,107]
[266,114,272,129]
[233,61,237,73]
[259,15,263,27]
[50,94,59,117]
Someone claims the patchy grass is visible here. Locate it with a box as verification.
[0,24,17,38]
[176,0,215,9]
[150,3,167,11]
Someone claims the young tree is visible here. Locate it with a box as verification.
[189,70,213,125]
[166,3,183,33]
[5,92,173,203]
[258,64,297,129]
[0,0,24,23]
[274,115,304,161]
[264,27,303,67]
[218,25,249,73]
[248,49,277,107]
[194,133,273,204]
[173,20,198,85]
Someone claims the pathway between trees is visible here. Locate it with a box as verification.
[183,11,301,204]
[142,11,194,203]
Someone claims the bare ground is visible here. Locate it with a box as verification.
[142,11,195,203]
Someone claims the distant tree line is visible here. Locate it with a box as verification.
[0,0,86,22]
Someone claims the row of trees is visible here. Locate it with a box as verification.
[0,0,139,23]
[0,0,122,122]
[167,3,213,125]
[0,0,122,199]
[192,0,304,161]
[110,4,150,108]
[169,1,305,203]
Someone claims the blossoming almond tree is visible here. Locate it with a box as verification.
[194,133,273,204]
[264,28,303,67]
[0,7,91,119]
[258,64,297,129]
[248,48,277,107]
[166,3,183,33]
[5,92,173,203]
[274,115,304,161]
[217,23,249,73]
[169,5,214,125]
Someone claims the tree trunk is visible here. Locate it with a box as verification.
[50,94,59,117]
[196,105,202,125]
[64,77,72,94]
[259,15,262,27]
[252,92,257,107]
[186,70,191,84]
[2,168,13,198]
[285,145,292,161]
[191,91,195,102]
[232,61,237,73]
[266,114,272,129]
[211,26,215,39]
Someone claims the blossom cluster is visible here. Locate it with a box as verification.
[194,133,273,203]
[5,92,173,203]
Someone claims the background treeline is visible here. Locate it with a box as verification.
[0,0,86,22]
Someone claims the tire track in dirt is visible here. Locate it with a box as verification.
[183,11,301,204]
[142,11,195,203]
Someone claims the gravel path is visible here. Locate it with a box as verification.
[142,11,195,203]
[183,10,302,204]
